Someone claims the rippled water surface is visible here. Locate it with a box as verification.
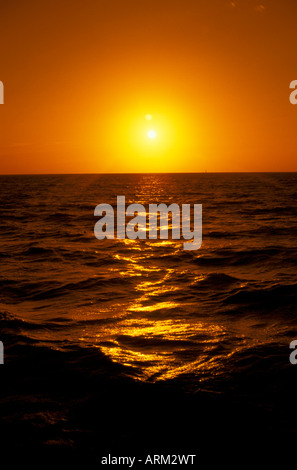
[1,173,297,387]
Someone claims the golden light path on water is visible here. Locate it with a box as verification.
[92,173,227,381]
[73,235,230,382]
[99,319,226,382]
[75,238,275,383]
[74,176,285,383]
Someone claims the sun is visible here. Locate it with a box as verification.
[147,129,157,139]
[107,103,195,172]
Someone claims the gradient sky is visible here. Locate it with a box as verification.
[0,0,297,173]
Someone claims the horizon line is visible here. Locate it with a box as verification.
[1,171,297,176]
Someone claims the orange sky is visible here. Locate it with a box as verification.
[0,0,297,173]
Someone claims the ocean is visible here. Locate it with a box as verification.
[1,173,297,465]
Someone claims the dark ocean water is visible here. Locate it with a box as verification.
[1,173,297,465]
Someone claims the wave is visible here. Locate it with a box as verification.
[195,247,297,267]
[224,282,297,312]
[191,273,241,289]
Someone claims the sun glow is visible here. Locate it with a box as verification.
[99,96,201,172]
[147,129,157,139]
